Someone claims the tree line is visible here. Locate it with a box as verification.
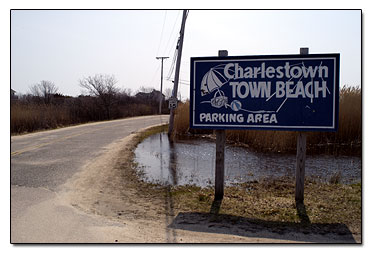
[11,74,172,134]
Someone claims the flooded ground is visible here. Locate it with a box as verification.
[135,133,361,187]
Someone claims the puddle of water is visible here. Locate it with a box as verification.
[134,132,362,187]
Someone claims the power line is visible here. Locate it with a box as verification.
[150,11,179,89]
[148,63,161,87]
[156,10,167,57]
[165,77,189,85]
[166,11,190,85]
[166,48,178,80]
[165,34,180,80]
[156,56,169,114]
[162,11,181,56]
[166,34,179,57]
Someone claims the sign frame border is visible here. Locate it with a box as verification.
[190,53,340,132]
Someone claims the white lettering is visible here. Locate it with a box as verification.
[222,62,329,80]
[253,66,261,78]
[246,113,278,124]
[237,114,244,122]
[263,114,269,123]
[235,63,244,79]
[261,62,266,78]
[248,82,271,98]
[237,81,249,98]
[294,81,306,98]
[270,114,278,123]
[199,113,244,123]
[219,113,225,122]
[319,65,328,78]
[244,67,253,78]
[224,63,235,79]
[290,66,302,78]
[247,114,254,123]
[284,62,291,78]
[276,81,285,98]
[276,66,284,78]
[314,81,328,98]
[212,113,218,122]
[200,113,206,122]
[305,81,314,99]
[266,66,275,78]
[230,81,239,98]
[286,81,297,98]
[255,114,262,123]
[302,65,318,79]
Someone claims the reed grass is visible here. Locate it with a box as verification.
[10,101,161,135]
[11,103,71,134]
[172,86,361,155]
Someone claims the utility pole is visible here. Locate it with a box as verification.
[168,9,188,138]
[156,56,169,114]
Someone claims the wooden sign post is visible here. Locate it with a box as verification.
[295,131,307,204]
[215,129,225,200]
[191,48,339,205]
[214,50,228,200]
[295,47,309,204]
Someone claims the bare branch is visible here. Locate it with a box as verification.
[79,74,118,96]
[79,74,119,119]
[29,80,58,104]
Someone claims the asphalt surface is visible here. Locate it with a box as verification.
[11,115,168,243]
[11,115,168,190]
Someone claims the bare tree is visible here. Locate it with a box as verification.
[138,86,155,93]
[164,88,172,99]
[29,80,58,104]
[79,74,119,119]
[121,88,132,97]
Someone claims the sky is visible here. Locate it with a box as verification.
[11,10,361,101]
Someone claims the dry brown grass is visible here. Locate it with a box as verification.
[167,178,361,236]
[334,85,362,143]
[172,86,361,155]
[11,103,71,134]
[11,100,164,135]
[172,101,190,136]
[129,126,361,239]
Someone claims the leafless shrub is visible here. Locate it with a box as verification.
[79,74,119,119]
[29,80,59,104]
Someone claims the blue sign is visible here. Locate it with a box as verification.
[190,54,340,131]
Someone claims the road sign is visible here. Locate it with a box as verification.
[190,54,340,131]
[168,97,178,109]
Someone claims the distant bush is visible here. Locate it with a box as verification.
[11,91,170,134]
[11,102,71,133]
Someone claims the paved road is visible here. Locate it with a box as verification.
[11,115,168,243]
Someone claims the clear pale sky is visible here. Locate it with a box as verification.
[11,10,361,100]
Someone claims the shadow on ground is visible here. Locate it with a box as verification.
[168,200,357,243]
[160,138,358,243]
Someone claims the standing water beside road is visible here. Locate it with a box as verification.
[134,133,361,187]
